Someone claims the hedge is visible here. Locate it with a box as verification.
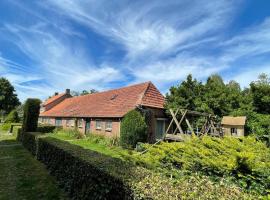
[22,98,41,132]
[36,125,58,133]
[18,132,259,199]
[18,132,181,199]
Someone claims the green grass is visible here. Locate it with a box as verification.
[0,131,67,200]
[50,131,133,160]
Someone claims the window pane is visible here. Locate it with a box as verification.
[96,120,102,129]
[105,121,112,130]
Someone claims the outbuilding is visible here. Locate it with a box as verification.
[221,116,246,137]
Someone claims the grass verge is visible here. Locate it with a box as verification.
[0,131,67,200]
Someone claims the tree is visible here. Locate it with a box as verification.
[120,110,148,148]
[204,74,231,116]
[166,74,204,111]
[250,73,270,114]
[0,77,20,114]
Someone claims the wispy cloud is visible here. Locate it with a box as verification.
[0,22,123,101]
[1,0,270,101]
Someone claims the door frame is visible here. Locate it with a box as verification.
[155,118,167,140]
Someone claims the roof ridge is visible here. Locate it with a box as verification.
[70,81,151,99]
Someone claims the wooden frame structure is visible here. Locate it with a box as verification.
[164,108,222,141]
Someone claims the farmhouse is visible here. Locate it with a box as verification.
[221,116,246,137]
[39,82,166,141]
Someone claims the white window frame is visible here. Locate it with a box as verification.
[105,121,112,132]
[96,120,102,130]
[78,119,83,128]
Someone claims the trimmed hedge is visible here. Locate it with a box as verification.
[22,98,41,132]
[18,132,180,199]
[36,125,57,133]
[18,132,259,199]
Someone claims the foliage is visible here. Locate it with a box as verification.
[36,125,57,133]
[19,131,258,199]
[0,77,20,114]
[22,98,41,132]
[250,73,270,114]
[4,109,20,123]
[137,136,270,195]
[120,110,148,148]
[166,73,270,137]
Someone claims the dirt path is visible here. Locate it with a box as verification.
[0,132,67,200]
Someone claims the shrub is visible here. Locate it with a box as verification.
[19,131,257,199]
[120,110,147,148]
[138,136,270,195]
[4,109,20,123]
[37,125,57,133]
[22,98,41,132]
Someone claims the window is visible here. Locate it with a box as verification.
[70,120,74,127]
[96,120,102,130]
[78,119,83,128]
[66,119,70,127]
[66,119,74,127]
[231,128,237,136]
[105,121,112,131]
[55,118,62,126]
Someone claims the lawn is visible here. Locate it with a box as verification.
[0,131,67,200]
[50,131,134,160]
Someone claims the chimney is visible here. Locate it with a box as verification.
[66,89,70,95]
[54,92,59,96]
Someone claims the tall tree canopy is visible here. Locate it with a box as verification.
[166,74,204,111]
[166,73,270,136]
[0,77,20,114]
[250,73,270,114]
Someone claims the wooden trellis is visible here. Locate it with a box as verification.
[164,108,222,141]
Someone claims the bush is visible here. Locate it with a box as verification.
[19,131,257,199]
[37,125,57,133]
[22,98,41,132]
[120,110,147,148]
[5,109,20,123]
[138,136,270,195]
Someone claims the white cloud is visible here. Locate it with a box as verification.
[1,0,270,102]
[44,0,236,60]
[1,23,123,101]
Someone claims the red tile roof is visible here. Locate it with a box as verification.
[40,82,165,118]
[42,93,66,106]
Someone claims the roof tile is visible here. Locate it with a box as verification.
[40,82,165,118]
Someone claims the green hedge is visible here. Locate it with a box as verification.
[22,98,41,132]
[36,125,57,133]
[18,132,259,199]
[17,132,182,199]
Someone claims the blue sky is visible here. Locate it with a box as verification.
[0,0,270,101]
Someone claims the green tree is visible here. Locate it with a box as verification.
[0,77,20,114]
[166,74,204,111]
[250,73,270,114]
[120,110,148,148]
[204,74,231,116]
